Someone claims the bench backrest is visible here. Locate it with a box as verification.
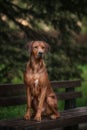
[0,80,81,109]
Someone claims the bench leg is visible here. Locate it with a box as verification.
[63,125,79,130]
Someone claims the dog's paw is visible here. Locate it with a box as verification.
[34,115,41,121]
[24,113,31,120]
[50,113,60,119]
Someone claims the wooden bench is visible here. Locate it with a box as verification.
[0,80,87,130]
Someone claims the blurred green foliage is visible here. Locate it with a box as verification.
[0,0,87,83]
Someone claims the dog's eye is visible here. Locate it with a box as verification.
[34,46,38,49]
[42,46,45,49]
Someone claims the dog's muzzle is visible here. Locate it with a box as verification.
[38,52,43,58]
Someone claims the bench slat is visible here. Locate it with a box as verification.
[52,80,81,88]
[0,91,82,106]
[0,96,26,106]
[0,84,25,97]
[58,92,82,100]
[0,80,81,97]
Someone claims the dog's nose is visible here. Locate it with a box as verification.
[38,52,43,55]
[38,52,43,58]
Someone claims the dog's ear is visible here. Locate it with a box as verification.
[44,42,50,53]
[26,41,34,54]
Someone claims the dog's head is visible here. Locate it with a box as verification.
[26,41,50,59]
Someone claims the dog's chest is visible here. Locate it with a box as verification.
[33,74,39,86]
[34,79,39,87]
[30,74,41,96]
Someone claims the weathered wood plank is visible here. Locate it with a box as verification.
[0,107,87,130]
[51,80,81,88]
[0,96,26,106]
[0,80,81,97]
[0,84,25,97]
[58,92,82,100]
[0,91,82,106]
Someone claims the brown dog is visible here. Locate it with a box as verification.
[24,41,60,121]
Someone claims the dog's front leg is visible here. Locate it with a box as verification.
[24,86,31,120]
[34,87,47,121]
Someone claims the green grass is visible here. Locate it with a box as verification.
[0,105,26,119]
[0,65,87,119]
[77,81,87,107]
[77,65,87,107]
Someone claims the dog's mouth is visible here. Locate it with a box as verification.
[37,54,43,59]
[37,52,44,59]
